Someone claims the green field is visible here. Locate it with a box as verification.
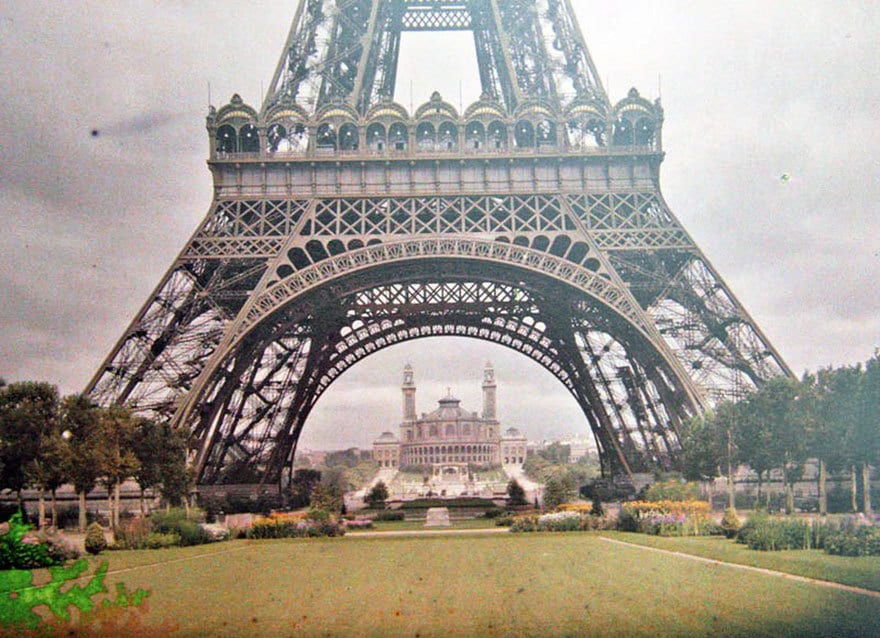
[40,532,878,637]
[606,531,880,593]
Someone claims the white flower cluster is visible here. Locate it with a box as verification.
[538,511,582,524]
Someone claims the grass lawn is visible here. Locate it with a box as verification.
[603,531,880,592]
[42,533,880,637]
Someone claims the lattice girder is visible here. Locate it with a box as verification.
[189,270,693,484]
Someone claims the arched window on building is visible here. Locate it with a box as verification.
[416,122,436,151]
[339,123,359,151]
[466,121,485,150]
[635,117,655,146]
[514,121,535,148]
[438,121,458,151]
[240,124,260,153]
[317,123,337,150]
[216,125,237,153]
[366,122,386,153]
[389,122,408,151]
[536,119,557,147]
[488,121,507,149]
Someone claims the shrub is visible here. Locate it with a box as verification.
[824,524,880,557]
[507,479,528,507]
[510,515,539,533]
[343,519,373,530]
[113,516,153,550]
[400,498,495,509]
[199,523,230,542]
[371,510,405,521]
[720,508,742,539]
[482,507,506,519]
[84,523,108,555]
[735,514,835,551]
[365,482,389,508]
[0,513,58,569]
[145,532,181,549]
[151,508,209,546]
[495,514,515,527]
[590,500,605,517]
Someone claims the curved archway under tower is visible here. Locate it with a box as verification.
[184,257,698,486]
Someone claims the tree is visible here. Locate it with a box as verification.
[94,406,140,529]
[290,469,322,508]
[132,419,183,516]
[0,382,59,513]
[856,354,880,514]
[542,476,572,510]
[814,366,860,514]
[537,442,571,465]
[310,483,344,514]
[744,377,809,513]
[365,481,389,508]
[28,426,70,529]
[679,413,723,484]
[62,394,103,531]
[156,427,190,509]
[506,479,527,507]
[737,386,780,505]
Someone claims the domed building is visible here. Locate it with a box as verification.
[372,363,527,474]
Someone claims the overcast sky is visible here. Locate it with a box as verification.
[1,2,878,451]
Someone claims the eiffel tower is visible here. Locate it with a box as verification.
[86,0,790,486]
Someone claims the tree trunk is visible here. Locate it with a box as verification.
[50,489,58,530]
[756,473,763,503]
[726,429,735,509]
[851,465,858,512]
[140,488,146,518]
[783,466,794,515]
[107,488,114,531]
[817,459,827,516]
[36,491,46,530]
[862,462,872,515]
[78,490,87,532]
[114,482,122,528]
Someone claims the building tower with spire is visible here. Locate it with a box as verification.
[482,361,497,420]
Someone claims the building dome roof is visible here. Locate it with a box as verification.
[421,390,480,422]
[503,427,525,439]
[374,431,398,443]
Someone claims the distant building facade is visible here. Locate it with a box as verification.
[372,363,527,470]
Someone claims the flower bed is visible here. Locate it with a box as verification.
[247,511,345,539]
[620,500,713,536]
[342,519,374,530]
[510,511,614,533]
[557,503,594,513]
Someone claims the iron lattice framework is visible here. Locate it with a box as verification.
[86,0,790,486]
